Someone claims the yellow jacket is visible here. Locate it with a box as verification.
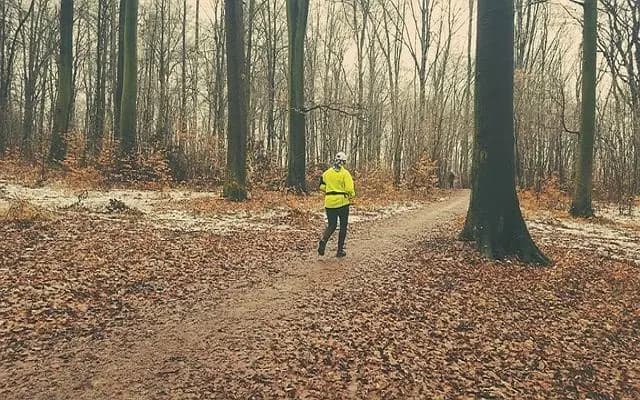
[319,166,355,209]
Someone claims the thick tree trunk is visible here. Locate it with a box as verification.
[222,0,248,201]
[119,0,138,157]
[460,0,549,265]
[570,0,597,217]
[286,0,310,193]
[50,0,73,163]
[113,0,125,142]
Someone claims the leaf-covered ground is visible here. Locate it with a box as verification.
[1,186,639,400]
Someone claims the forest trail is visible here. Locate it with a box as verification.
[4,191,469,400]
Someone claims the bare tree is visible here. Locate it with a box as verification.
[570,0,597,217]
[460,0,549,265]
[50,0,73,163]
[119,0,138,157]
[223,0,248,200]
[285,0,310,192]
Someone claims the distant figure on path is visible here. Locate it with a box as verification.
[448,171,456,189]
[318,152,355,258]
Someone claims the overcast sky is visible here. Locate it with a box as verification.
[181,0,581,79]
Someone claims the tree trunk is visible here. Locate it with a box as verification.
[156,0,169,147]
[246,0,255,147]
[418,0,431,156]
[193,0,199,133]
[460,0,474,188]
[1,0,37,154]
[22,0,41,162]
[570,0,597,217]
[0,2,5,154]
[460,0,549,265]
[222,0,248,201]
[213,16,226,161]
[89,0,108,159]
[22,79,35,160]
[180,0,187,134]
[264,0,277,157]
[285,0,310,193]
[50,0,73,163]
[119,0,138,157]
[113,0,125,142]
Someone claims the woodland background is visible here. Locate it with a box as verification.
[2,1,640,397]
[0,0,638,206]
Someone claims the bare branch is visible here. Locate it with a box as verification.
[301,103,364,118]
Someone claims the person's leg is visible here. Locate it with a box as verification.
[319,208,338,255]
[337,205,349,256]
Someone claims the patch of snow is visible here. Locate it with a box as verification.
[349,202,422,223]
[0,181,425,234]
[529,217,640,266]
[150,212,289,234]
[0,181,217,214]
[594,203,639,228]
[150,209,294,234]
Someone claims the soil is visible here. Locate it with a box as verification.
[1,190,469,399]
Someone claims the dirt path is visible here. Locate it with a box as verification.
[3,192,469,400]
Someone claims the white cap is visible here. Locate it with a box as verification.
[335,152,347,162]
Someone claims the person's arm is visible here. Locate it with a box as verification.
[319,174,326,193]
[344,170,355,199]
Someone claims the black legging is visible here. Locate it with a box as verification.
[321,205,349,251]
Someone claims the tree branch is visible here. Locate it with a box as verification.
[300,103,364,118]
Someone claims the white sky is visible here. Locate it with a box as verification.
[170,0,582,80]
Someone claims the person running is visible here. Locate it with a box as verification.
[318,152,355,258]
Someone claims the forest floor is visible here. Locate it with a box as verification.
[1,176,639,400]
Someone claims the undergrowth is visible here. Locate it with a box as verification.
[0,145,440,199]
[1,199,55,224]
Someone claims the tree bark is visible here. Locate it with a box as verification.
[0,0,36,155]
[570,0,597,217]
[460,0,474,188]
[156,0,169,148]
[89,0,108,159]
[460,0,549,265]
[50,0,73,163]
[222,0,248,201]
[21,1,41,162]
[113,0,125,142]
[263,0,278,157]
[119,0,138,157]
[286,0,310,193]
[180,0,187,134]
[193,0,199,133]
